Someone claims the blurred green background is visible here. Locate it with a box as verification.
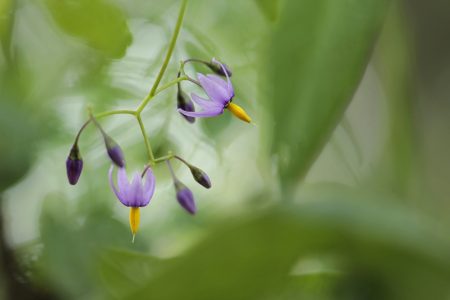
[1,0,450,299]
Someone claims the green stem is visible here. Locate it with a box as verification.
[136,114,155,163]
[137,0,188,113]
[154,153,175,163]
[95,109,136,119]
[155,76,188,95]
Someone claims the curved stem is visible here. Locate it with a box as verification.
[155,76,188,95]
[179,61,201,86]
[74,120,91,144]
[136,114,155,163]
[137,0,188,113]
[174,155,190,167]
[95,109,136,119]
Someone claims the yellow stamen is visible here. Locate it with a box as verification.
[129,207,140,243]
[227,102,252,123]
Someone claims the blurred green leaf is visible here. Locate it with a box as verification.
[126,190,450,300]
[36,195,149,299]
[99,249,165,299]
[0,0,14,56]
[266,0,390,188]
[0,81,41,191]
[371,4,419,199]
[44,0,132,58]
[254,0,279,22]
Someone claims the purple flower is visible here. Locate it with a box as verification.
[175,181,196,214]
[178,62,251,123]
[66,145,83,185]
[108,166,155,207]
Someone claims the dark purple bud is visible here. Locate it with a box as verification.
[207,58,232,77]
[66,144,83,185]
[175,181,196,215]
[104,135,125,168]
[189,165,211,189]
[177,89,195,123]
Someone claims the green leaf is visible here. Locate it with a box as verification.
[370,4,418,198]
[99,249,165,299]
[0,0,14,55]
[44,0,132,58]
[254,0,279,22]
[265,0,390,187]
[126,190,450,300]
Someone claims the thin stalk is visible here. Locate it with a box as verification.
[95,110,136,119]
[137,0,188,113]
[74,120,91,144]
[154,153,175,163]
[155,76,188,95]
[136,114,155,163]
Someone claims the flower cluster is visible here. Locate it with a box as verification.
[66,57,251,242]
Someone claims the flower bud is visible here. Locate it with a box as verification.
[175,181,196,215]
[177,88,195,123]
[104,135,125,167]
[207,58,232,77]
[66,144,83,185]
[189,165,211,189]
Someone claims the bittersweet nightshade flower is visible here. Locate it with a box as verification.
[178,62,251,123]
[189,165,211,189]
[104,135,125,168]
[207,58,232,77]
[175,181,196,214]
[66,144,83,185]
[109,166,156,241]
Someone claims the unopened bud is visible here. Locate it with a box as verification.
[207,58,232,77]
[175,181,196,215]
[189,165,211,189]
[104,135,125,168]
[177,89,195,123]
[66,144,83,185]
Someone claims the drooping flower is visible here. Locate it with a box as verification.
[66,144,83,185]
[178,62,251,123]
[109,166,156,241]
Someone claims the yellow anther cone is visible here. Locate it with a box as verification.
[227,102,252,123]
[129,207,140,243]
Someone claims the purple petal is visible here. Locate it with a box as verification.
[142,168,156,206]
[117,167,129,193]
[207,74,234,100]
[209,59,233,96]
[205,74,228,90]
[191,93,223,109]
[129,172,143,207]
[178,106,223,118]
[109,166,128,206]
[198,73,230,105]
